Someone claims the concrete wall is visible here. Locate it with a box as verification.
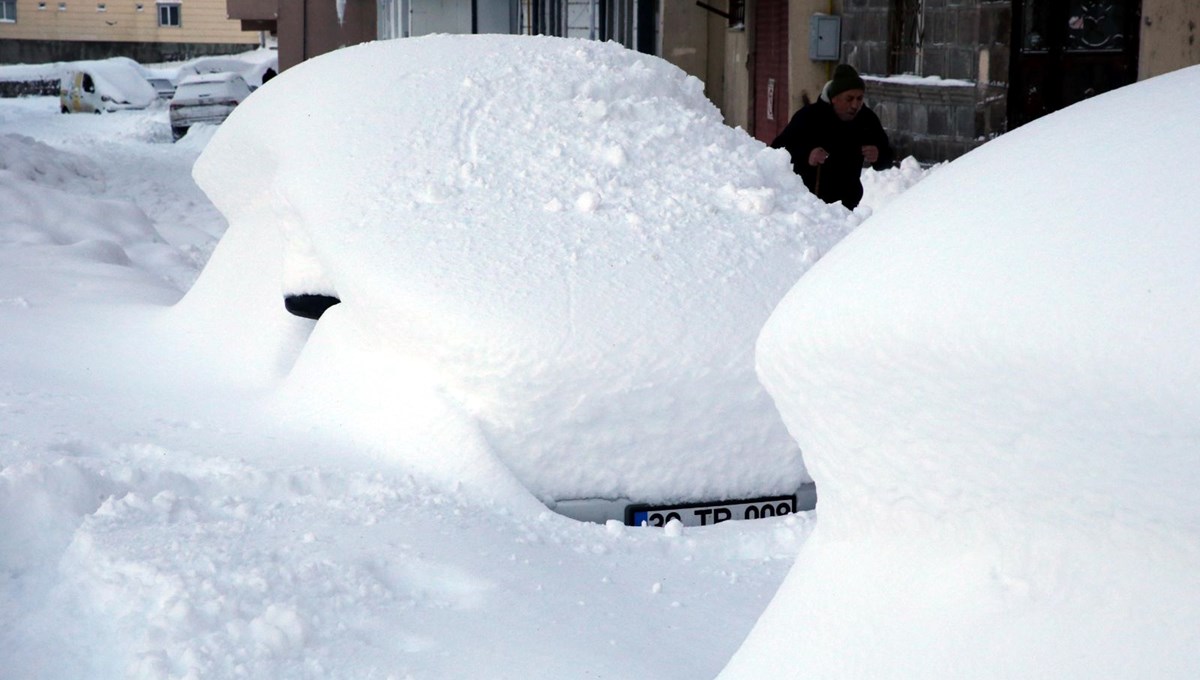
[661,0,711,93]
[705,10,727,114]
[659,0,757,128]
[724,25,750,130]
[1139,0,1200,79]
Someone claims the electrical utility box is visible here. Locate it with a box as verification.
[809,15,842,61]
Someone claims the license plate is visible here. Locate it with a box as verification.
[625,494,798,527]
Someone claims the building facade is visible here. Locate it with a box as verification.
[754,0,1200,162]
[226,0,660,72]
[648,0,1199,161]
[226,0,1200,163]
[0,0,262,63]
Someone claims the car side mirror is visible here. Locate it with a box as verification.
[284,294,341,320]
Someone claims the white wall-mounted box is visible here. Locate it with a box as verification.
[810,14,841,61]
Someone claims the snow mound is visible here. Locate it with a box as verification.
[0,132,192,305]
[0,133,104,191]
[0,174,159,249]
[723,65,1200,678]
[859,155,937,215]
[185,34,857,508]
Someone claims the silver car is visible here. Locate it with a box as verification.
[168,72,252,141]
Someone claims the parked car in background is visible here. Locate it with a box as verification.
[240,54,278,90]
[174,51,278,91]
[59,60,156,114]
[143,72,178,99]
[168,72,252,141]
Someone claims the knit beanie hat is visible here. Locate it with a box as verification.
[827,64,866,99]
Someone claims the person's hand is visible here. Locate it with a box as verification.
[862,145,879,164]
[808,147,830,166]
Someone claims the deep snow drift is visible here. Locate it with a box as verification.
[721,65,1200,678]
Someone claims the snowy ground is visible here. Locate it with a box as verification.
[0,81,925,678]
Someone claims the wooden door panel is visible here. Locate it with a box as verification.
[752,0,788,143]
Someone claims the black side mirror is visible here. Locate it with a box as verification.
[284,294,341,320]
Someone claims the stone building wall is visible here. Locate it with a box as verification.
[867,77,1005,161]
[840,0,891,74]
[840,0,1011,163]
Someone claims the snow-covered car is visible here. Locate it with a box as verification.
[174,51,278,91]
[58,60,156,114]
[183,35,857,527]
[725,66,1200,678]
[168,72,252,141]
[238,53,278,90]
[144,74,177,99]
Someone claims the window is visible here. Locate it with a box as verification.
[157,2,179,26]
[727,0,744,28]
[58,2,66,9]
[38,1,47,9]
[96,2,106,10]
[516,0,658,53]
[0,0,16,22]
[888,0,922,74]
[135,2,143,10]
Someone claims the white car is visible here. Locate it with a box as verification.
[186,35,850,527]
[168,72,252,141]
[58,60,156,114]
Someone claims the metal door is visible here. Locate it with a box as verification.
[752,0,788,143]
[1009,0,1141,129]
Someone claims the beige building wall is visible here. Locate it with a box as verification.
[1139,0,1200,79]
[699,0,844,133]
[785,0,838,115]
[0,0,260,44]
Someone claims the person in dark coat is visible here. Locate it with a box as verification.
[770,64,894,210]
